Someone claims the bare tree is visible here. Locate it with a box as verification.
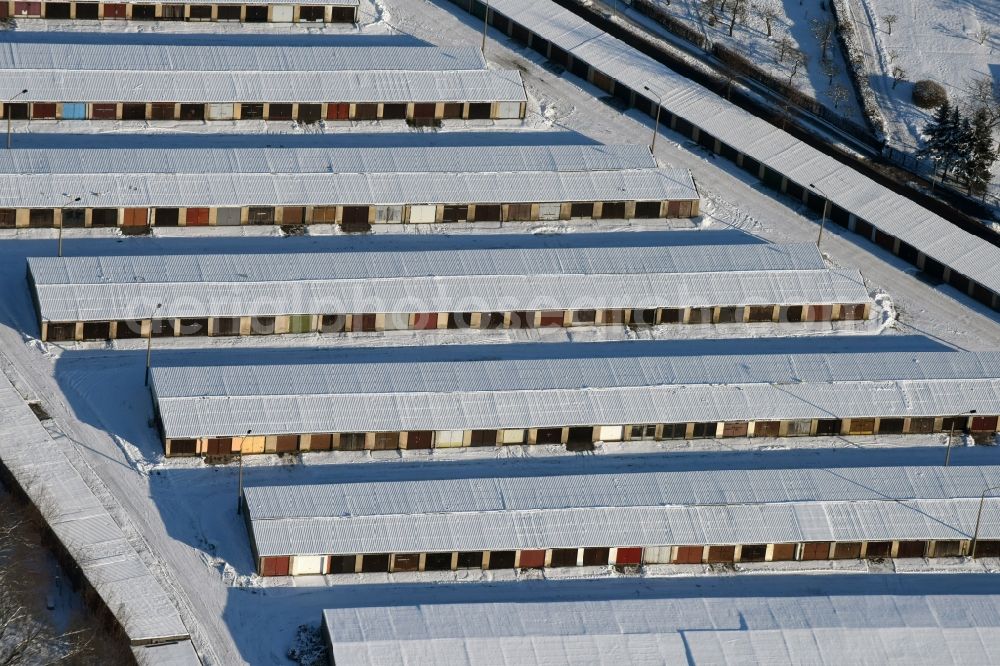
[753,0,780,38]
[883,13,898,35]
[727,0,749,37]
[788,49,809,86]
[891,64,907,89]
[827,83,850,109]
[0,514,92,666]
[888,48,899,63]
[775,35,795,63]
[975,26,990,46]
[810,17,837,59]
[964,74,1000,130]
[821,58,841,84]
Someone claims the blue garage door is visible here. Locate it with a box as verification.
[62,103,86,119]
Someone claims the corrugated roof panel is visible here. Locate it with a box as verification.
[1,168,692,208]
[0,42,473,73]
[248,499,1000,556]
[0,68,526,103]
[0,144,656,176]
[151,347,1000,437]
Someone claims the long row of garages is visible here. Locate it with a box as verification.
[3,0,358,21]
[0,36,526,121]
[148,343,1000,456]
[0,141,698,231]
[27,238,869,341]
[243,464,1000,576]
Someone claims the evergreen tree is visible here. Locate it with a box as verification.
[918,100,951,175]
[958,108,998,196]
[941,106,964,178]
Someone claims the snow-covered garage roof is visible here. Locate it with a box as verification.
[0,68,526,104]
[0,36,525,103]
[0,40,476,73]
[245,464,1000,556]
[483,0,1000,297]
[29,243,865,321]
[2,167,695,209]
[150,344,1000,439]
[321,576,1000,666]
[0,143,657,176]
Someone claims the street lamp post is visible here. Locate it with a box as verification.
[808,183,831,250]
[6,89,27,150]
[481,0,491,54]
[642,85,664,153]
[971,485,1000,559]
[58,195,81,257]
[237,429,252,515]
[945,410,977,467]
[144,303,163,387]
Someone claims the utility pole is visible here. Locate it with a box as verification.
[481,0,492,55]
[144,303,163,386]
[59,195,81,257]
[237,430,252,515]
[6,89,27,149]
[643,85,664,153]
[808,183,830,249]
[971,485,1000,558]
[944,410,976,467]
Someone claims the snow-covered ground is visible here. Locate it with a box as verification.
[842,0,1000,199]
[1,0,1000,664]
[611,0,863,120]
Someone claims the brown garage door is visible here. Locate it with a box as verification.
[706,546,736,563]
[518,550,546,568]
[260,556,290,576]
[800,542,830,560]
[407,431,433,449]
[122,208,148,227]
[205,438,232,455]
[972,416,999,432]
[91,103,117,119]
[282,207,304,225]
[327,103,350,120]
[673,546,703,564]
[186,208,210,226]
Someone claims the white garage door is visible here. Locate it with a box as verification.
[290,555,325,575]
[409,205,437,224]
[271,5,293,21]
[208,103,234,120]
[537,203,562,220]
[495,102,522,119]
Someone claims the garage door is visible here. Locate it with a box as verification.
[271,4,293,21]
[290,556,324,575]
[495,102,521,119]
[122,208,148,227]
[537,203,561,220]
[208,103,234,120]
[409,205,437,224]
[14,1,41,15]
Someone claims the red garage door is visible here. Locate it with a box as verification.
[14,2,41,15]
[186,208,210,226]
[412,313,438,330]
[260,556,290,576]
[615,547,642,565]
[518,550,545,568]
[103,2,126,17]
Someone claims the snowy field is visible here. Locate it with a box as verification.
[841,0,1000,195]
[605,0,863,120]
[1,0,1000,664]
